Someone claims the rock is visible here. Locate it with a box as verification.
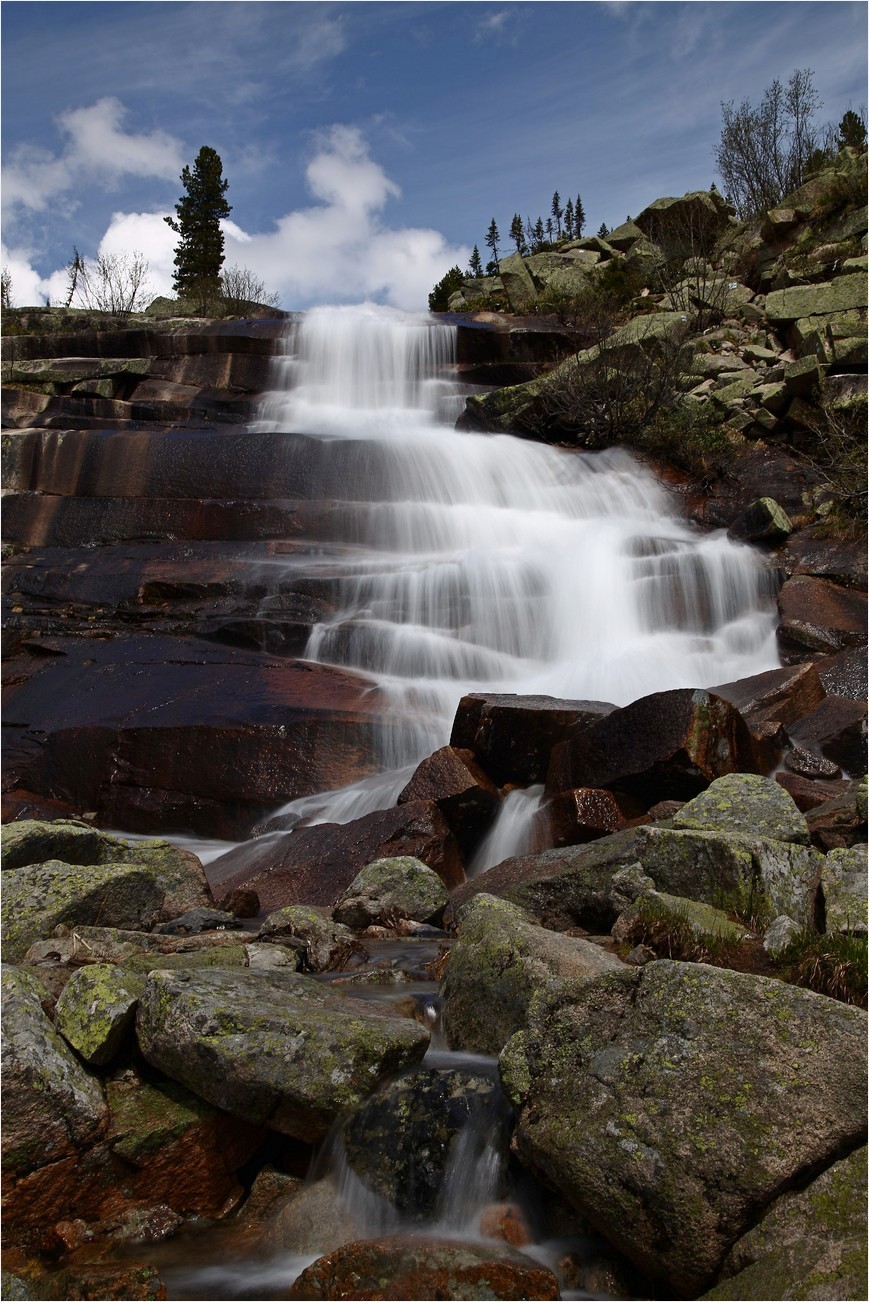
[23,1264,168,1300]
[496,253,537,308]
[816,648,868,704]
[727,497,793,542]
[777,576,868,655]
[478,1203,532,1248]
[155,907,242,935]
[634,189,734,244]
[763,914,802,957]
[536,787,646,848]
[710,662,826,731]
[333,856,450,929]
[499,961,868,1296]
[805,779,868,851]
[611,889,754,950]
[703,1148,867,1301]
[285,1236,561,1300]
[764,274,868,323]
[1,965,108,1180]
[136,968,429,1139]
[546,688,759,801]
[257,905,361,970]
[670,774,809,845]
[397,746,501,856]
[342,1067,511,1218]
[822,845,868,934]
[789,696,868,775]
[210,799,464,915]
[776,772,850,813]
[267,1177,364,1254]
[450,692,615,786]
[605,220,645,251]
[53,964,144,1066]
[217,888,260,918]
[442,893,623,1055]
[784,745,842,779]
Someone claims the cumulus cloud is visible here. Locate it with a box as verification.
[2,97,183,215]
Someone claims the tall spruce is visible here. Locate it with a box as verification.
[574,194,586,237]
[165,146,231,306]
[468,245,483,277]
[509,213,526,255]
[485,218,501,271]
[551,190,563,237]
[564,197,575,240]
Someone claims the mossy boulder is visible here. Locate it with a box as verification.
[703,1147,867,1300]
[1,965,108,1177]
[499,961,868,1296]
[611,889,754,951]
[821,845,868,934]
[257,904,357,969]
[332,856,449,929]
[728,497,793,543]
[442,893,624,1055]
[136,968,430,1139]
[764,274,867,323]
[54,964,145,1066]
[671,774,808,845]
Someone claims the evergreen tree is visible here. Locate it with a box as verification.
[597,222,610,238]
[509,213,526,255]
[837,108,867,150]
[525,216,535,249]
[564,197,575,240]
[485,218,501,271]
[428,265,465,311]
[468,245,483,277]
[545,216,554,242]
[551,190,563,237]
[533,216,545,250]
[574,194,586,237]
[165,146,231,306]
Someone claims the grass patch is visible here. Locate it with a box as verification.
[777,931,867,1007]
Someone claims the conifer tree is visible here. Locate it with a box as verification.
[597,222,610,238]
[165,146,231,307]
[564,197,575,240]
[545,216,554,242]
[468,245,483,277]
[509,213,526,255]
[485,218,501,271]
[551,190,563,237]
[574,194,586,237]
[533,216,545,250]
[837,108,867,150]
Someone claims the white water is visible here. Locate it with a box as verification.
[254,302,779,827]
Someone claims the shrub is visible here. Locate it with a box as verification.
[797,386,867,537]
[428,266,465,312]
[778,931,867,1007]
[219,266,280,316]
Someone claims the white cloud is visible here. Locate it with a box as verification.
[473,8,521,45]
[6,126,470,312]
[2,97,183,215]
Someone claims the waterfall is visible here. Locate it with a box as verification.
[254,303,780,826]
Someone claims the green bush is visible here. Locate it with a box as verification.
[428,266,466,312]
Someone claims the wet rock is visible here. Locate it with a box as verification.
[536,787,646,848]
[257,905,361,970]
[816,647,868,703]
[216,888,261,917]
[442,894,623,1055]
[397,746,501,856]
[136,968,429,1140]
[670,773,809,845]
[704,1148,867,1301]
[711,661,826,731]
[54,964,144,1066]
[342,1067,511,1220]
[450,692,615,785]
[155,907,242,935]
[478,1203,532,1248]
[805,778,868,851]
[266,1177,364,1254]
[822,845,868,934]
[775,772,850,813]
[285,1235,561,1300]
[789,695,868,775]
[499,961,868,1296]
[777,576,868,656]
[784,745,842,779]
[727,496,793,542]
[21,1264,168,1301]
[333,856,450,929]
[210,800,464,914]
[546,689,759,802]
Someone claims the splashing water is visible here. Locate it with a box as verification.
[254,303,779,825]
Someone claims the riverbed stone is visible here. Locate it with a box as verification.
[821,845,868,934]
[286,1236,561,1300]
[397,746,501,856]
[670,773,809,845]
[450,692,615,785]
[727,496,793,543]
[266,1177,364,1254]
[499,961,868,1296]
[332,856,450,929]
[611,889,754,951]
[136,968,430,1139]
[442,893,624,1055]
[54,964,145,1066]
[805,778,868,851]
[257,905,360,970]
[703,1147,868,1301]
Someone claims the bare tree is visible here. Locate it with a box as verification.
[70,250,151,313]
[715,69,823,218]
[219,265,280,315]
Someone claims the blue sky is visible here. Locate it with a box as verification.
[3,1,866,310]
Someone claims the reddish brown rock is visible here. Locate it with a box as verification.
[535,788,646,849]
[775,772,851,813]
[805,780,867,851]
[285,1235,561,1300]
[789,696,868,776]
[777,576,868,656]
[450,693,615,785]
[479,1203,533,1248]
[545,689,759,802]
[397,746,501,855]
[217,889,261,918]
[711,662,826,729]
[210,800,464,913]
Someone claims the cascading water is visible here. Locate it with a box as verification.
[253,302,780,829]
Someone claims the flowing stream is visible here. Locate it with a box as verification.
[154,304,781,1298]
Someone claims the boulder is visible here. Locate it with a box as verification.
[535,787,645,848]
[209,799,464,913]
[285,1236,561,1301]
[821,845,868,934]
[499,961,868,1296]
[776,771,849,813]
[633,189,734,244]
[54,965,144,1066]
[777,576,868,655]
[136,968,429,1140]
[450,692,615,786]
[763,914,803,957]
[332,857,450,929]
[267,1178,364,1254]
[727,497,793,542]
[342,1067,511,1218]
[670,774,809,845]
[442,894,623,1055]
[805,778,868,851]
[783,745,842,779]
[789,696,868,775]
[764,274,867,323]
[703,1147,867,1301]
[155,908,241,935]
[605,220,645,251]
[256,905,361,970]
[816,648,868,704]
[611,889,754,950]
[711,662,826,731]
[397,746,501,856]
[496,253,537,308]
[546,688,759,801]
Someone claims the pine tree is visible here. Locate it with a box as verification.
[574,194,586,237]
[509,213,526,255]
[551,190,563,238]
[545,216,554,242]
[533,217,545,250]
[837,108,867,150]
[597,222,610,238]
[165,146,231,307]
[564,197,575,240]
[468,245,483,277]
[485,218,501,271]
